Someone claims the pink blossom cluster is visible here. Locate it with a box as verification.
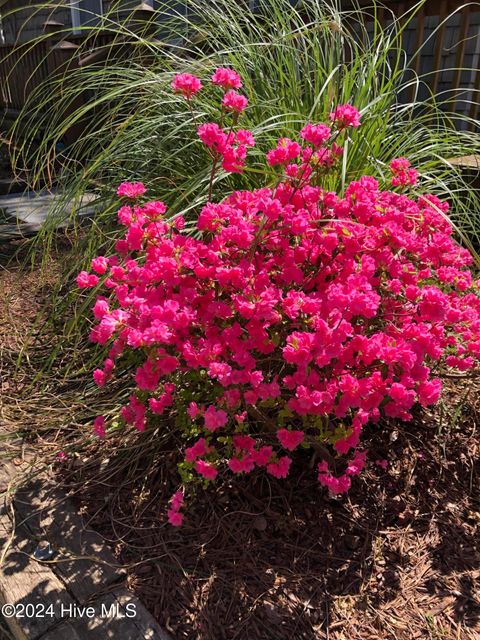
[173,68,255,174]
[197,123,255,173]
[390,157,418,187]
[330,104,361,129]
[266,114,350,177]
[212,67,242,89]
[93,416,106,439]
[171,73,203,99]
[116,181,147,199]
[222,89,248,113]
[167,490,184,527]
[77,70,480,525]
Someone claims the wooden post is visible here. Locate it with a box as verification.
[410,6,425,102]
[448,5,470,114]
[431,0,448,96]
[48,39,82,148]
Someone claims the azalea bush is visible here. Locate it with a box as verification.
[78,69,480,526]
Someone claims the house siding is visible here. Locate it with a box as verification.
[1,3,73,44]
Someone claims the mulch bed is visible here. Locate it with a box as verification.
[60,397,478,640]
[1,240,479,640]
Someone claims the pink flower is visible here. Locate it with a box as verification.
[232,435,256,452]
[330,104,361,129]
[300,123,331,147]
[90,314,118,345]
[418,286,448,322]
[282,331,315,366]
[222,144,247,173]
[204,405,228,432]
[93,369,107,387]
[390,157,418,187]
[167,489,184,526]
[92,299,109,319]
[126,223,144,251]
[195,460,218,480]
[228,455,255,473]
[93,416,106,438]
[91,256,108,275]
[149,392,174,415]
[375,459,389,470]
[389,383,416,409]
[390,157,411,173]
[346,450,367,476]
[317,462,352,494]
[222,90,248,113]
[197,124,254,171]
[197,123,228,153]
[267,456,292,479]
[171,73,202,98]
[77,271,99,289]
[116,182,146,199]
[170,490,184,511]
[185,438,210,462]
[212,67,242,90]
[417,379,442,407]
[135,359,161,391]
[143,200,167,218]
[276,429,304,451]
[173,215,185,230]
[252,446,273,467]
[187,402,200,419]
[236,129,255,147]
[332,143,344,157]
[121,395,146,432]
[117,205,133,226]
[267,138,301,166]
[167,509,184,526]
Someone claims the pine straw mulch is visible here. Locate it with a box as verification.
[1,239,479,640]
[0,239,63,355]
[54,386,478,640]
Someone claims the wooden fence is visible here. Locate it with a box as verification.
[0,32,127,113]
[0,2,155,117]
[1,39,66,113]
[355,0,480,127]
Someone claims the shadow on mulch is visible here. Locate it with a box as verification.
[60,388,479,640]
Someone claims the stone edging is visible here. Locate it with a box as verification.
[0,460,171,640]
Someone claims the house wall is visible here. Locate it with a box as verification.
[1,2,72,44]
[0,0,108,44]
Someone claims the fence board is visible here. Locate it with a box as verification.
[450,5,470,112]
[431,0,448,95]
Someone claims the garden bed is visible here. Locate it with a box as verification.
[0,239,478,640]
[2,3,480,637]
[61,391,479,640]
[0,240,169,640]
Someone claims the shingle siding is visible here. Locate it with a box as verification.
[0,0,110,43]
[1,4,72,44]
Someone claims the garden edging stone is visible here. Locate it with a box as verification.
[0,458,171,640]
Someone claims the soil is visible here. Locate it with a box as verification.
[0,240,479,640]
